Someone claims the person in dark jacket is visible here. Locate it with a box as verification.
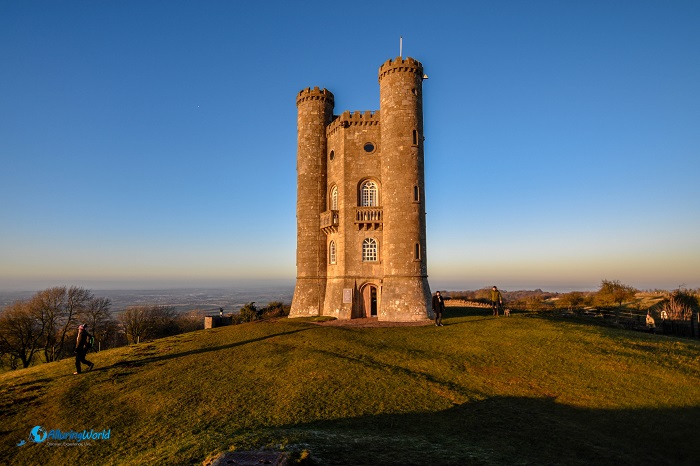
[74,324,94,374]
[490,286,503,317]
[432,291,445,326]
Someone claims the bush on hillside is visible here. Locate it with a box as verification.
[555,292,594,311]
[658,289,698,321]
[261,301,290,319]
[238,302,260,323]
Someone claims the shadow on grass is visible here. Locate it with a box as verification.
[263,396,700,466]
[100,327,315,372]
[443,306,499,325]
[309,346,485,402]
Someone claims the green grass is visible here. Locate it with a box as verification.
[2,307,699,465]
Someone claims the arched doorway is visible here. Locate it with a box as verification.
[360,284,379,318]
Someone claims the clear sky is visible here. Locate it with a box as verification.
[1,1,699,293]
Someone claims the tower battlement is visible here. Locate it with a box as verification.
[296,87,334,107]
[378,57,423,82]
[327,110,380,136]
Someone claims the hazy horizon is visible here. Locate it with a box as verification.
[0,277,688,295]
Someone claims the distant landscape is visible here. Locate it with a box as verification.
[0,286,295,315]
[0,283,693,315]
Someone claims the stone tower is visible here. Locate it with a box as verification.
[290,57,432,322]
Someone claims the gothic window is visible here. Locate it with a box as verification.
[330,185,338,210]
[360,180,378,207]
[362,238,378,262]
[329,241,336,264]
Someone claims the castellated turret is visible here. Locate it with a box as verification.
[290,58,432,322]
[291,87,334,316]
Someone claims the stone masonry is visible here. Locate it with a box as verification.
[290,57,432,322]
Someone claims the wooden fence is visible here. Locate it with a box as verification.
[565,307,699,339]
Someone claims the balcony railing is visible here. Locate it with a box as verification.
[355,207,383,230]
[320,210,339,233]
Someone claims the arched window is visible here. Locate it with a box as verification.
[330,185,338,210]
[360,180,378,207]
[329,241,336,264]
[362,238,378,262]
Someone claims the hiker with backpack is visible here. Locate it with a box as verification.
[74,324,95,374]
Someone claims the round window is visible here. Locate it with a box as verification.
[363,142,375,153]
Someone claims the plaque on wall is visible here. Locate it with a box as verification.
[343,288,352,303]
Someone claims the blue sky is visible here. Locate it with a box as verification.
[1,0,698,292]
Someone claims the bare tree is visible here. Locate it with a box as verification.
[148,305,178,338]
[117,305,177,344]
[118,307,150,344]
[79,296,114,349]
[0,301,45,368]
[31,286,65,363]
[31,286,95,362]
[596,280,637,308]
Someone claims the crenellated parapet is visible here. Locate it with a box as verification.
[327,110,380,136]
[296,87,334,107]
[378,57,423,82]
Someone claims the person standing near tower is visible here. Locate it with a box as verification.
[490,286,503,317]
[432,291,445,326]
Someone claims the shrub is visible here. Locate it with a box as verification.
[238,302,259,323]
[261,301,290,319]
[555,292,587,311]
[659,289,698,321]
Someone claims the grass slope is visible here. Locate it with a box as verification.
[2,307,699,466]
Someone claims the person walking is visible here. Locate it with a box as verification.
[74,324,94,375]
[490,286,503,317]
[432,291,445,326]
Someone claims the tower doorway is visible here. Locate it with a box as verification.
[361,284,379,318]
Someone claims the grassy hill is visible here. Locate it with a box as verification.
[2,307,699,466]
